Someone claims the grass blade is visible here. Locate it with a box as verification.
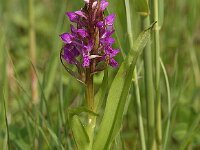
[3,92,10,150]
[160,58,171,150]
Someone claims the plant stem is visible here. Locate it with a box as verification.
[142,16,156,150]
[133,69,146,150]
[153,0,162,149]
[29,0,38,104]
[124,0,146,149]
[85,67,95,149]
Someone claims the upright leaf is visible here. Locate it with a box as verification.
[70,115,89,150]
[93,27,152,150]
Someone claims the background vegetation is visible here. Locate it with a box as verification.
[0,0,200,149]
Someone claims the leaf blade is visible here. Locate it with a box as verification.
[93,28,151,150]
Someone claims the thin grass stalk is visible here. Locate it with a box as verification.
[153,0,162,149]
[3,93,10,150]
[1,28,9,150]
[29,0,38,104]
[188,37,200,87]
[124,0,146,149]
[59,65,68,148]
[133,69,146,150]
[142,16,156,150]
[160,58,171,150]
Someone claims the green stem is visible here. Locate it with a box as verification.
[142,16,156,150]
[153,0,162,149]
[85,68,95,149]
[133,69,146,150]
[29,0,38,104]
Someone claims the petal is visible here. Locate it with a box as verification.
[101,29,114,39]
[63,46,76,64]
[101,37,115,45]
[84,0,97,8]
[60,33,73,44]
[110,49,120,57]
[84,0,89,3]
[106,37,115,44]
[89,55,101,59]
[72,47,80,57]
[109,58,118,67]
[92,1,98,8]
[105,46,120,57]
[100,0,109,11]
[75,10,87,19]
[77,29,89,38]
[97,21,104,28]
[83,56,90,67]
[105,14,116,26]
[66,12,78,22]
[83,41,93,54]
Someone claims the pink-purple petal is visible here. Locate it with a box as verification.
[75,10,87,19]
[100,0,109,10]
[66,12,78,22]
[77,29,89,38]
[109,58,118,67]
[83,56,90,67]
[60,33,73,44]
[105,14,116,26]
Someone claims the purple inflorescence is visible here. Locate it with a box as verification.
[60,0,119,70]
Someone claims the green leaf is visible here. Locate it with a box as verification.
[93,27,152,150]
[70,115,90,150]
[134,0,149,16]
[68,107,96,150]
[68,107,98,117]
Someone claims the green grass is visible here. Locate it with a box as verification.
[0,0,200,149]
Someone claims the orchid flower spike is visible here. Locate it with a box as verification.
[60,0,120,77]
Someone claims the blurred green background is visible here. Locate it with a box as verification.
[0,0,200,149]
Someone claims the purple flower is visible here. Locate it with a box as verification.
[100,0,109,10]
[105,14,116,26]
[60,0,120,71]
[77,29,89,38]
[60,33,73,44]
